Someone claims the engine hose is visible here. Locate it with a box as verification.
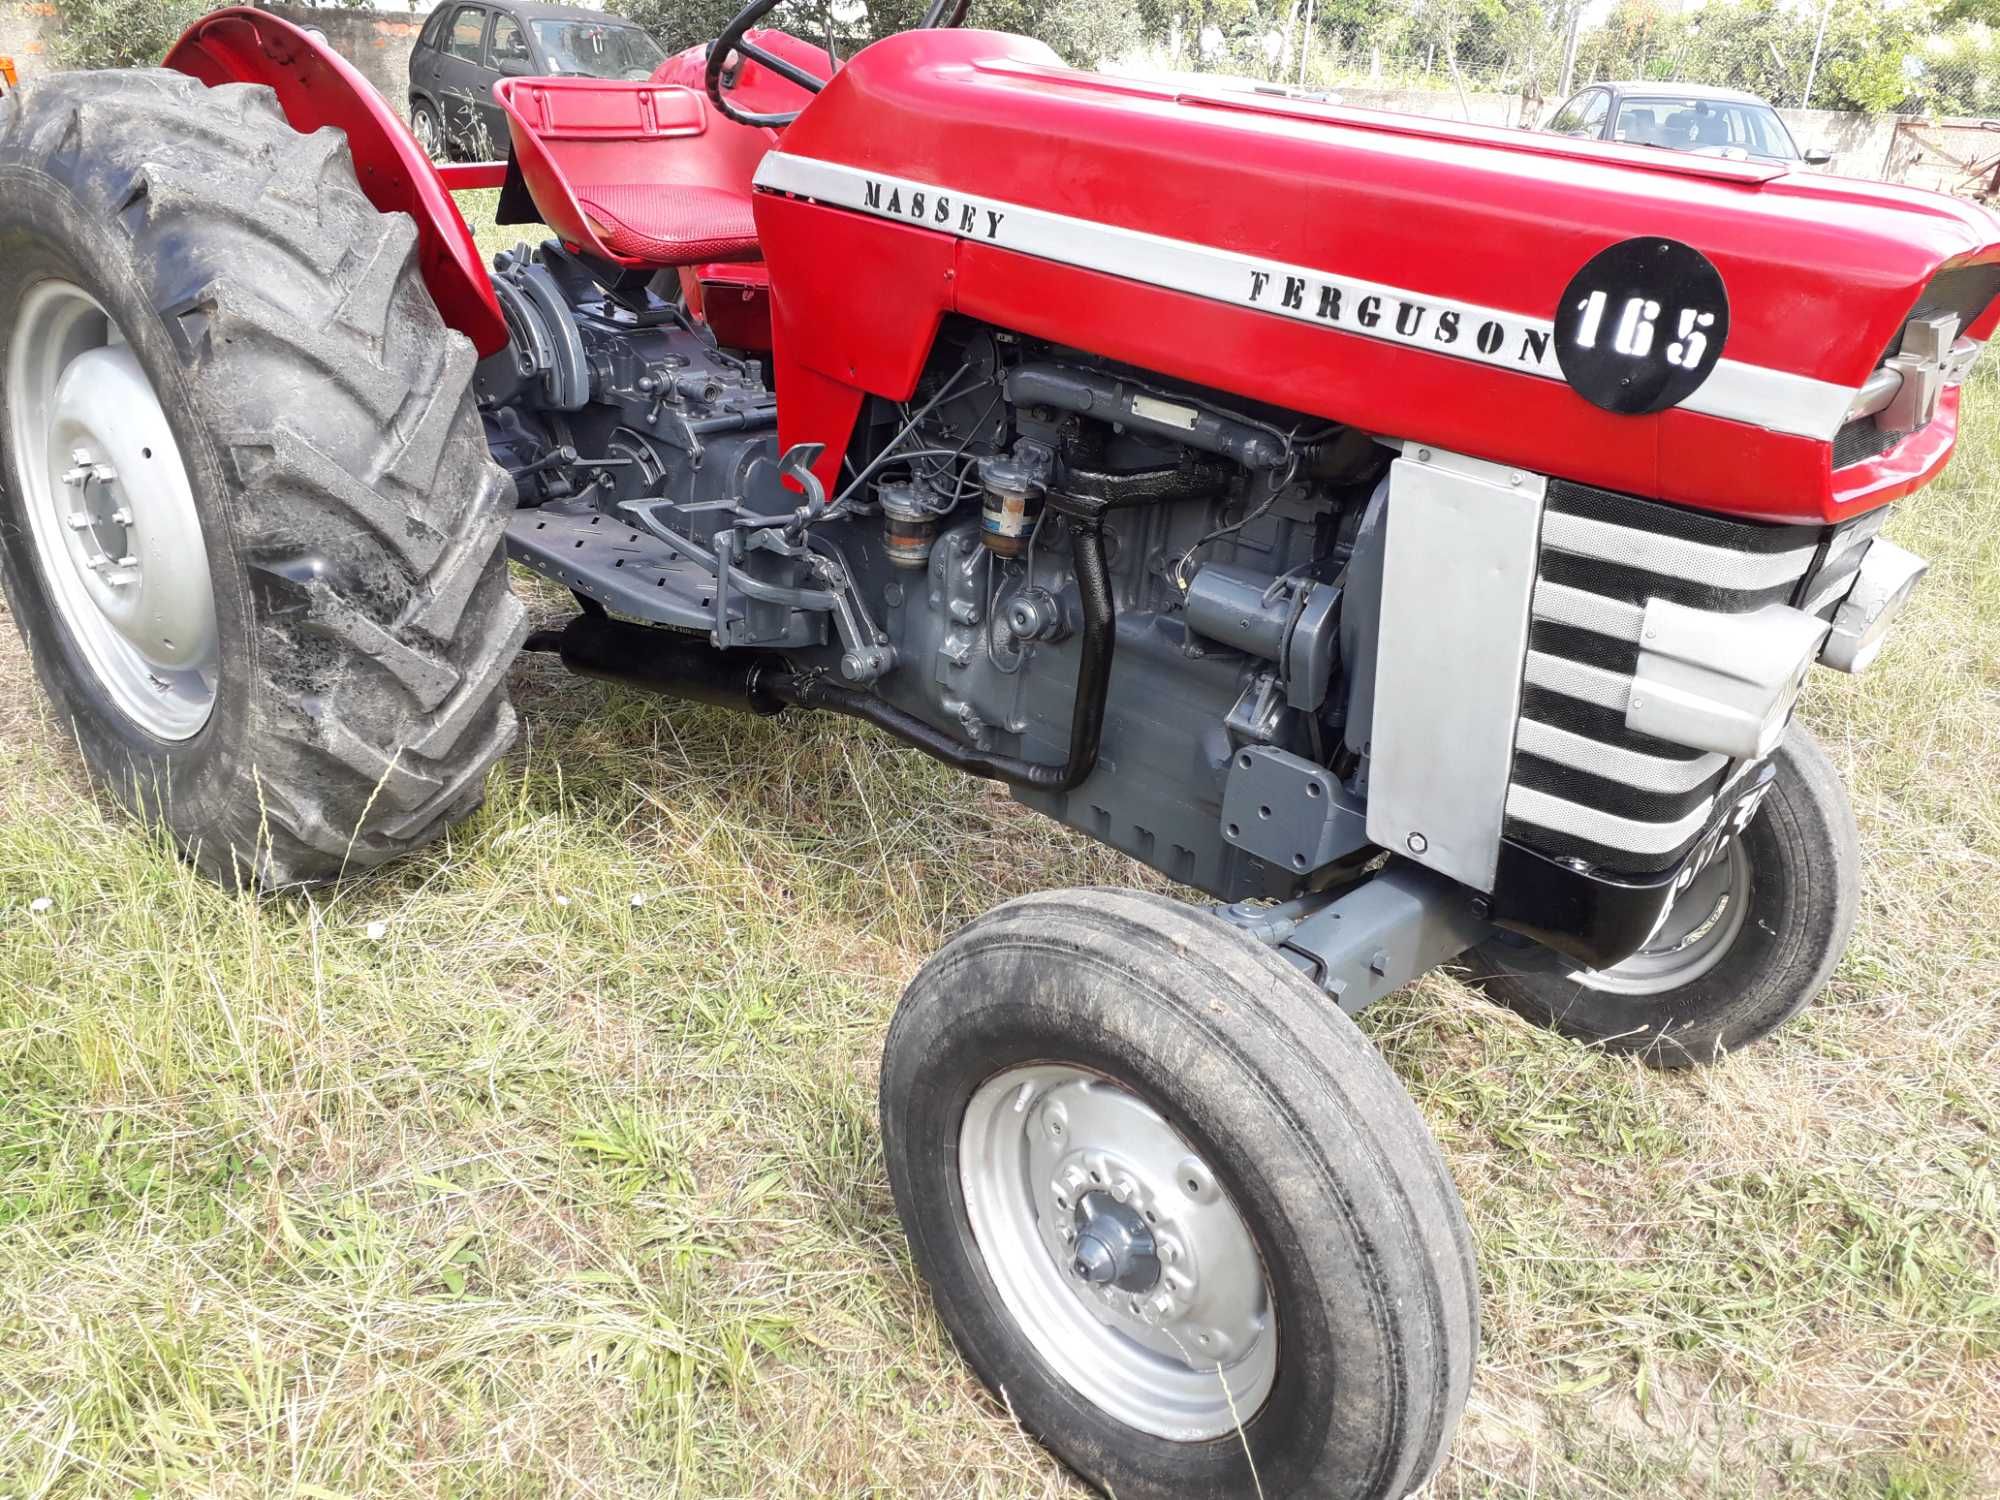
[762,513,1115,792]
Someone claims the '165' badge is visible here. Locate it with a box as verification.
[1554,237,1729,415]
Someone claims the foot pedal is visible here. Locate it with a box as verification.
[506,508,715,632]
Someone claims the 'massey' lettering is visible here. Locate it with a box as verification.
[860,178,1005,240]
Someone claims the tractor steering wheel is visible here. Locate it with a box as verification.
[705,0,828,129]
[706,0,972,129]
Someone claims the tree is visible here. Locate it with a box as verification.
[611,0,1141,67]
[51,0,210,68]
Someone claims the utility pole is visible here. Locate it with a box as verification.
[1557,0,1583,101]
[1299,0,1315,86]
[1801,0,1832,110]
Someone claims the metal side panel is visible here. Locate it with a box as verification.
[1365,449,1545,893]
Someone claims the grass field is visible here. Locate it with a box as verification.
[2,257,1998,1494]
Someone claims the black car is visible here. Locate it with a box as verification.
[408,0,667,161]
[1543,81,1833,168]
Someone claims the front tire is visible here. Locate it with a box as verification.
[880,888,1478,1500]
[0,70,525,886]
[1471,726,1859,1067]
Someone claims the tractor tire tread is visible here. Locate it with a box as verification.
[1,69,522,885]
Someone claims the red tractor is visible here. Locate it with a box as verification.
[0,5,1978,1494]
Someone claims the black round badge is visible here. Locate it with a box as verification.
[1554,237,1728,415]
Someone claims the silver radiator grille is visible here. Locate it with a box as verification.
[1503,482,1845,874]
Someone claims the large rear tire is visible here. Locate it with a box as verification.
[880,888,1478,1500]
[0,70,525,886]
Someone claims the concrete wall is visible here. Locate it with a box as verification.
[1332,83,1529,128]
[1778,106,1900,180]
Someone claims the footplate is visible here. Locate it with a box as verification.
[505,508,715,632]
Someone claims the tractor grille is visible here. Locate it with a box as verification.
[1504,482,1874,874]
[1832,415,1913,470]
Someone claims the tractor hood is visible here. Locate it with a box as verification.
[754,29,2000,520]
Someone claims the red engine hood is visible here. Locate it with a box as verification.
[754,29,2000,521]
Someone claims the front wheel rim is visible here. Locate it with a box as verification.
[6,279,218,740]
[958,1064,1278,1441]
[1574,836,1752,996]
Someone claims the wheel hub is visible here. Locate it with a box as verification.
[1068,1191,1159,1291]
[959,1064,1277,1440]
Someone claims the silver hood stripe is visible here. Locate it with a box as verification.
[755,151,1860,442]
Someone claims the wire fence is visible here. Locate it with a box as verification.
[1109,0,2000,126]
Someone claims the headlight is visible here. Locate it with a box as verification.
[1626,598,1831,759]
[1821,538,1928,674]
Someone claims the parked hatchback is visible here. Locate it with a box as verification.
[408,0,666,161]
[1544,81,1833,168]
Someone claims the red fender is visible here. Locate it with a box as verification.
[164,7,509,358]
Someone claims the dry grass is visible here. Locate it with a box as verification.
[0,224,1996,1494]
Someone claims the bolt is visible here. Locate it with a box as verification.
[1509,471,1524,486]
[1415,447,1432,462]
[109,508,131,527]
[1406,831,1429,854]
[65,512,93,531]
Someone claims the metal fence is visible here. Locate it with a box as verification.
[1119,0,2000,129]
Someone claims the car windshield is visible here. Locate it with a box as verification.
[1614,97,1798,160]
[529,20,665,80]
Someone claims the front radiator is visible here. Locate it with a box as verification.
[1504,482,1872,873]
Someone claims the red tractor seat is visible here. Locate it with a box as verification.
[494,77,765,269]
[577,184,757,265]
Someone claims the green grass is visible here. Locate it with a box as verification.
[1,249,1997,1492]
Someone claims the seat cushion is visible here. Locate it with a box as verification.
[576,183,760,266]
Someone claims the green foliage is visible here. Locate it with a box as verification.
[1572,0,1936,113]
[48,0,209,70]
[609,0,1140,66]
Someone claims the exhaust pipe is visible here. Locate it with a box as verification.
[523,612,783,715]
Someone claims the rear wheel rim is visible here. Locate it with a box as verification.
[958,1064,1277,1441]
[6,279,217,740]
[412,106,440,160]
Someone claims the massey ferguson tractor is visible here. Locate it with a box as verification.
[0,4,1981,1493]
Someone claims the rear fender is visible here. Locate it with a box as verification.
[164,7,508,358]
